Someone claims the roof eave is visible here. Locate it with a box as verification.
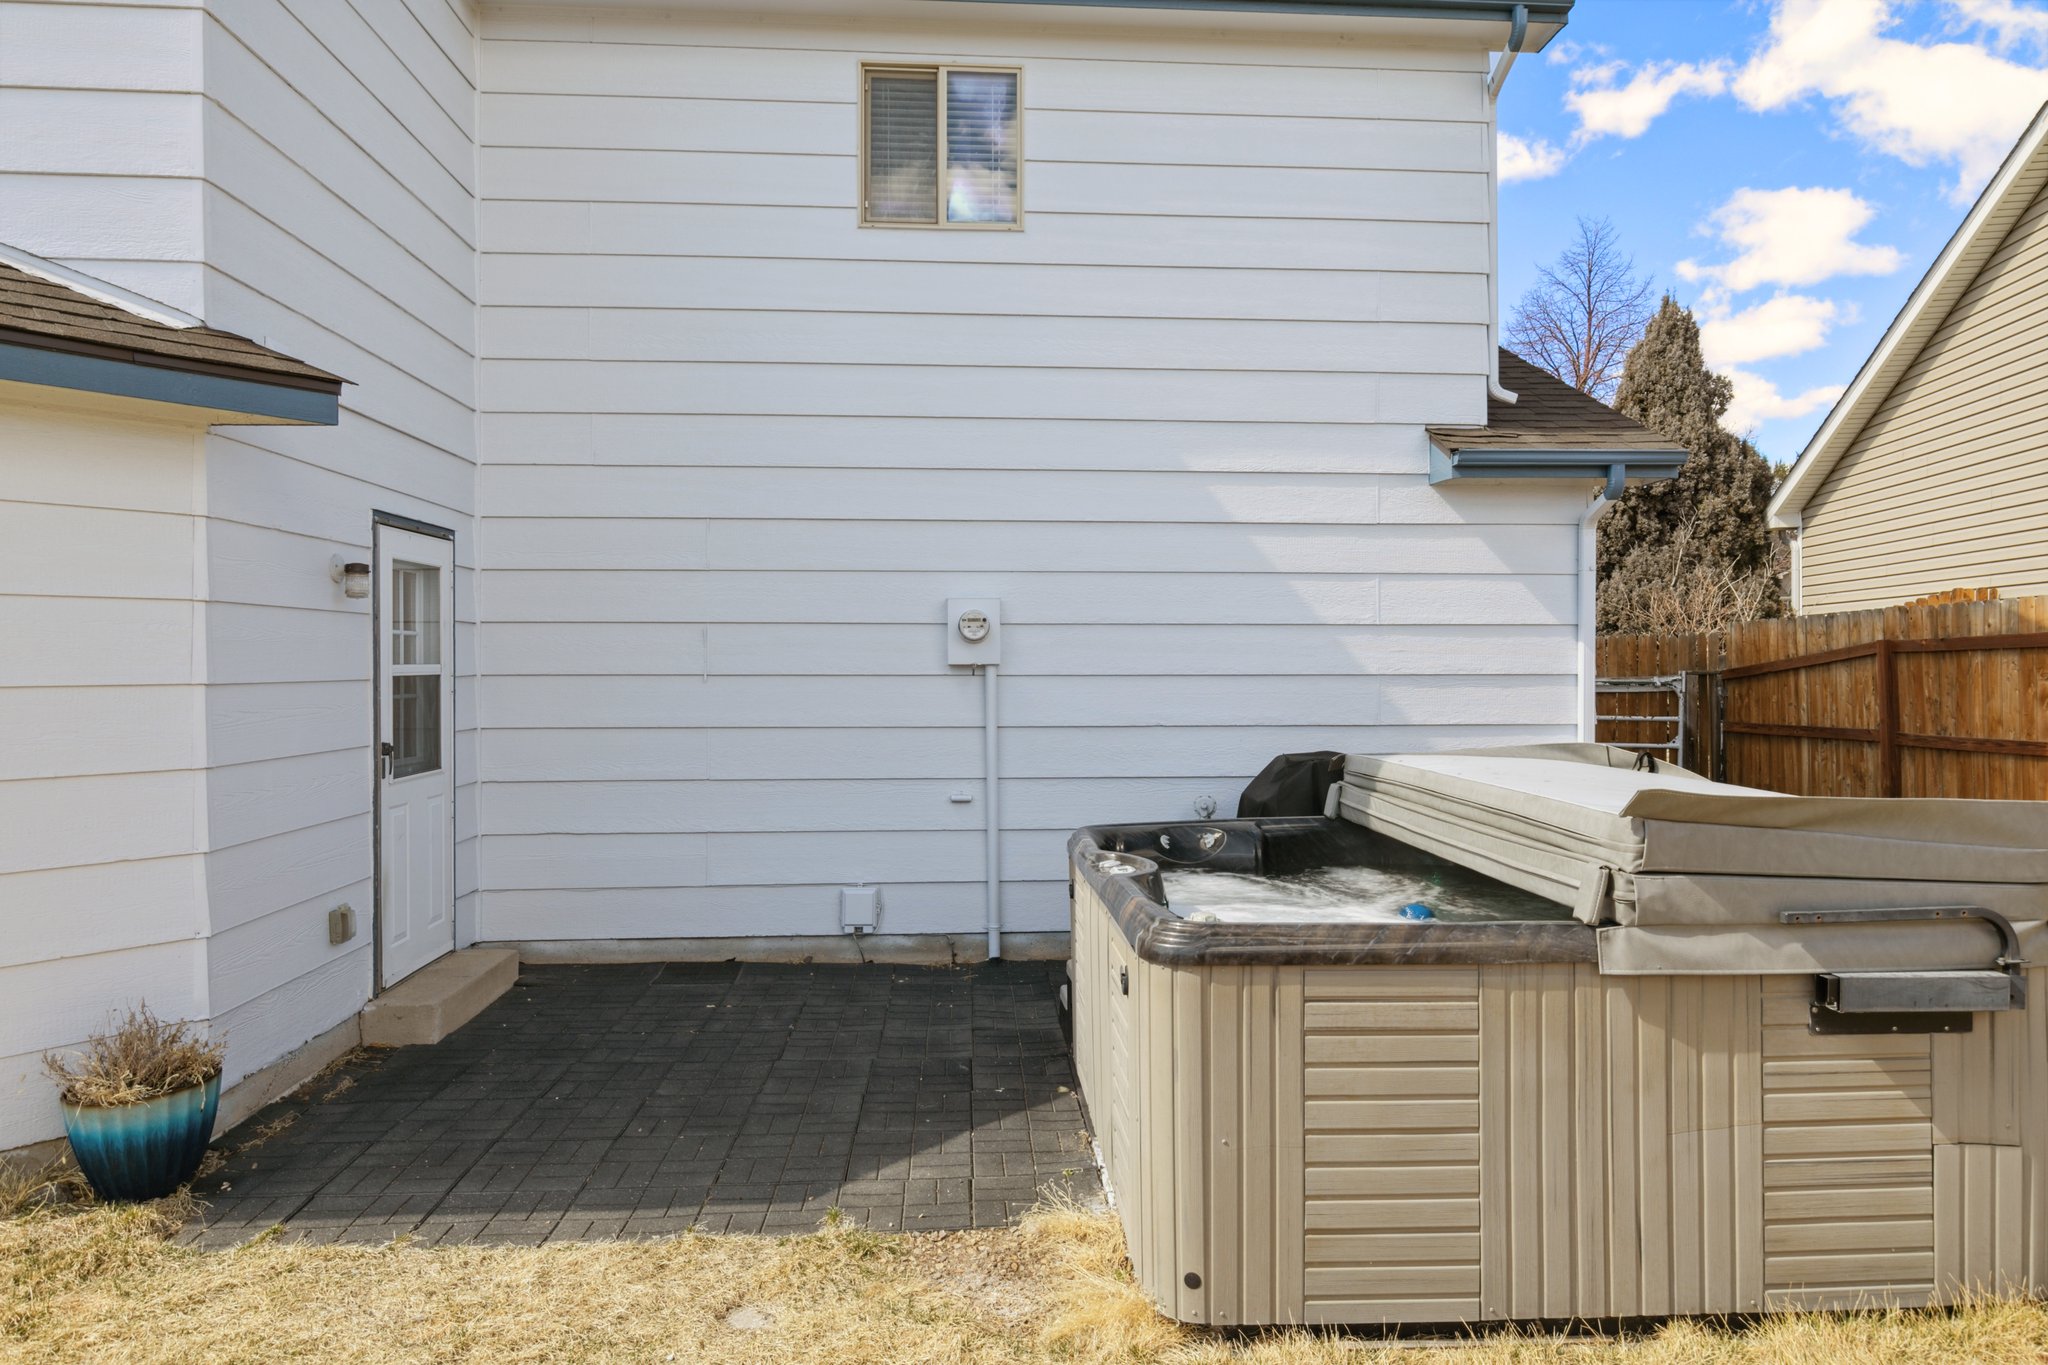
[1769,100,2048,529]
[946,0,1570,43]
[0,340,342,425]
[1429,445,1687,498]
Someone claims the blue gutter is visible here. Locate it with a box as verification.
[945,0,1570,21]
[0,340,341,426]
[1428,447,1687,498]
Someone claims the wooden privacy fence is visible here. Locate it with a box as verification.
[1598,593,2048,799]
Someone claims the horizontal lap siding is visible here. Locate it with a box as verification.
[1,3,479,1121]
[1302,967,1480,1324]
[1801,184,2048,610]
[0,5,208,312]
[0,394,209,1149]
[475,11,1573,940]
[195,0,479,1083]
[1761,975,1935,1309]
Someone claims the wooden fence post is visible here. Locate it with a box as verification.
[1708,672,1725,782]
[1875,637,1900,797]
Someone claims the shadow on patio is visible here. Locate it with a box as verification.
[180,960,1098,1247]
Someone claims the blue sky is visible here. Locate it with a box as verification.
[1497,0,2048,467]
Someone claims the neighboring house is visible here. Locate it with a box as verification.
[1772,104,2048,613]
[0,0,1684,1153]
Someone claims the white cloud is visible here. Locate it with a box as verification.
[1949,0,2048,51]
[1543,38,1607,67]
[1699,293,1847,367]
[1566,59,1731,141]
[1723,367,1847,431]
[1498,132,1567,182]
[1736,0,2048,198]
[1676,186,1905,292]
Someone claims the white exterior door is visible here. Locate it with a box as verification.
[376,525,455,987]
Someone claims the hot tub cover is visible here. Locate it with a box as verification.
[1336,744,2048,933]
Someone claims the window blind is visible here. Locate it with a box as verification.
[944,70,1019,224]
[866,70,939,223]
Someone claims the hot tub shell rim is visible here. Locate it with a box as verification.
[1068,820,1598,969]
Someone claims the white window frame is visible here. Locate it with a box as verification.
[859,63,1024,231]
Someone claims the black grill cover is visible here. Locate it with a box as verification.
[1236,750,1346,818]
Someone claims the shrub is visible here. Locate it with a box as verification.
[43,1007,224,1108]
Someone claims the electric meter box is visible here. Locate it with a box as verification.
[947,597,1001,666]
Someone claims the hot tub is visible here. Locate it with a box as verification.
[1068,746,2048,1328]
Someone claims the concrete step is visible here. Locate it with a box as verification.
[360,947,519,1047]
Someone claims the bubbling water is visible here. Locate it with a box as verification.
[1161,864,1568,925]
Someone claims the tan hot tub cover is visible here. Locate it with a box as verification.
[1337,744,2048,972]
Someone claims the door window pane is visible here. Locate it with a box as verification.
[945,70,1019,224]
[866,70,938,223]
[391,674,441,778]
[391,563,440,667]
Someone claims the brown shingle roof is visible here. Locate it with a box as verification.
[0,261,343,392]
[1427,350,1684,454]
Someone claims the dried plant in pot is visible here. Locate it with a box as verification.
[44,1007,224,1202]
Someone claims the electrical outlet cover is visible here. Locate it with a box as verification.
[840,886,881,933]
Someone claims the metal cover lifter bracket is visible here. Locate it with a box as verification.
[1779,906,2029,1024]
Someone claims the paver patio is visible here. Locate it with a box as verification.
[180,960,1098,1248]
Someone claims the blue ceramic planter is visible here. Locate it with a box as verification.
[62,1075,220,1203]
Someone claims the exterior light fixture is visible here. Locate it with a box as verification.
[330,555,371,599]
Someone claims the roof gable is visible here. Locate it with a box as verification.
[1770,102,2048,528]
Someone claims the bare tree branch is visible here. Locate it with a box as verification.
[1602,517,1783,634]
[1505,217,1656,402]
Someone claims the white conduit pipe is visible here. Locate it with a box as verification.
[1483,3,1528,405]
[983,662,1002,961]
[1578,469,1624,740]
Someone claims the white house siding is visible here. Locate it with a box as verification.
[194,0,480,1084]
[1798,182,2048,612]
[0,387,211,1151]
[0,0,480,1136]
[474,9,1580,945]
[0,1,208,315]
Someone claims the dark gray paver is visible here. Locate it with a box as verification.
[181,960,1098,1247]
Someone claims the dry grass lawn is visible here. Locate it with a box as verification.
[4,1193,2047,1364]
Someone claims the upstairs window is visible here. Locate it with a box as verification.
[862,65,1021,228]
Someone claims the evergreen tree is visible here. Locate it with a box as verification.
[1598,296,1783,633]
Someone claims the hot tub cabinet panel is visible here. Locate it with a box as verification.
[1071,851,2048,1327]
[1071,874,1312,1324]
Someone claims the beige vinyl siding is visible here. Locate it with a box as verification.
[1799,182,2048,611]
